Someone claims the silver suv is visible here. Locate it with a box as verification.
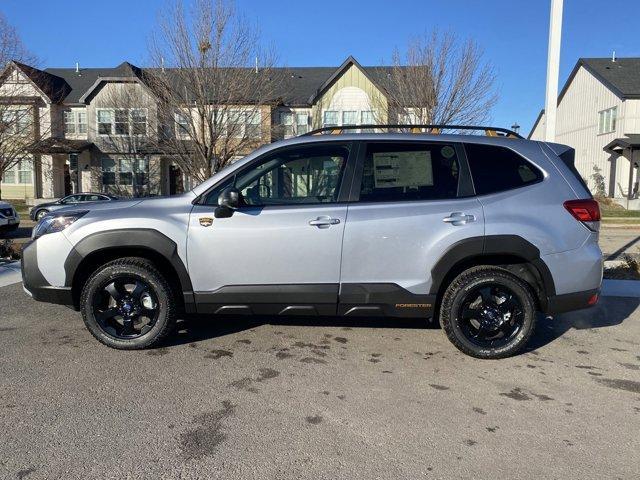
[21,126,603,358]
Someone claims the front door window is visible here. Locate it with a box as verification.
[204,145,349,206]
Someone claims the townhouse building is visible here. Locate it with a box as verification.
[0,56,394,201]
[529,57,640,208]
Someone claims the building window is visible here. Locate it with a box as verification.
[361,111,374,125]
[64,109,87,134]
[323,110,376,131]
[175,112,189,138]
[101,158,116,185]
[225,109,261,139]
[101,157,149,190]
[342,111,358,126]
[281,112,294,138]
[1,109,30,135]
[598,107,617,134]
[131,109,147,135]
[18,160,32,184]
[1,159,33,184]
[97,110,113,135]
[97,108,148,136]
[280,112,309,137]
[323,111,339,128]
[246,111,261,139]
[296,113,309,135]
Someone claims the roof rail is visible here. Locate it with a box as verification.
[302,124,523,139]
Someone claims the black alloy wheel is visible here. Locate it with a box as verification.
[440,266,537,359]
[92,276,159,339]
[80,257,176,349]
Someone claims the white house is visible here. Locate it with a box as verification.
[529,57,640,207]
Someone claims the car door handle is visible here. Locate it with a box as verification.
[308,216,340,227]
[443,212,476,225]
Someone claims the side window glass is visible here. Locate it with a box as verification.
[203,145,349,206]
[359,143,460,202]
[465,143,543,195]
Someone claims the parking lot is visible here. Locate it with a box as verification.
[1,281,639,479]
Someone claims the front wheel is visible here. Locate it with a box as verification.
[80,257,176,349]
[439,266,537,359]
[35,209,48,221]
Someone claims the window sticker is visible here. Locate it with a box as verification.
[441,145,456,159]
[373,151,433,188]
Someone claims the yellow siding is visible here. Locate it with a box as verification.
[311,63,387,127]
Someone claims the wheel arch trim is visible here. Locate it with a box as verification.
[429,235,556,300]
[64,229,194,306]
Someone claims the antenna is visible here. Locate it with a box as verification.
[612,50,616,62]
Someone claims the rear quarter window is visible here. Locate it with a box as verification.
[464,143,543,195]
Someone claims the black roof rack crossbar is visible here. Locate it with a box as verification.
[302,124,523,139]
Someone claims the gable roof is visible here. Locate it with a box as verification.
[528,57,640,138]
[38,57,394,107]
[306,55,388,104]
[45,61,145,104]
[6,61,71,103]
[557,57,640,107]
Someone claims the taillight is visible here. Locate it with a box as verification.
[564,199,600,230]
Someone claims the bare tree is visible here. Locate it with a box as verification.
[91,81,161,197]
[147,0,283,185]
[0,13,36,68]
[0,15,43,199]
[381,31,497,128]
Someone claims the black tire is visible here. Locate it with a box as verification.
[35,209,48,221]
[80,257,176,349]
[439,266,536,359]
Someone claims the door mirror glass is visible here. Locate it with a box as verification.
[218,187,240,210]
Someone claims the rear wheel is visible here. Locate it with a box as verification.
[439,266,536,359]
[35,209,48,221]
[80,257,176,349]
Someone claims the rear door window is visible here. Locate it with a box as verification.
[464,143,543,195]
[358,143,461,202]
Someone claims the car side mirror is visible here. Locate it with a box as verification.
[214,187,240,218]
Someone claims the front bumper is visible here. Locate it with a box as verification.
[0,214,19,227]
[21,240,74,306]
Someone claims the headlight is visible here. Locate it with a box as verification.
[32,211,88,240]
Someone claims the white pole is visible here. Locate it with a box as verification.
[544,0,564,142]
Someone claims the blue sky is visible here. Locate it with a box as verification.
[3,0,640,134]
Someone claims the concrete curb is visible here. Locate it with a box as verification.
[0,260,21,288]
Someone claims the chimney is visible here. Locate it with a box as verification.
[255,56,258,74]
[161,57,165,73]
[75,62,80,74]
[612,50,616,62]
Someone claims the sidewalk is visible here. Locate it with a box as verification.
[0,261,21,288]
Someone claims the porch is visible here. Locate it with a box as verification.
[605,135,640,209]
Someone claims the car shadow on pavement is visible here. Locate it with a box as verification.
[162,296,640,352]
[525,296,640,352]
[165,314,430,348]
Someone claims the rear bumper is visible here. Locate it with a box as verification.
[545,288,599,315]
[21,240,74,306]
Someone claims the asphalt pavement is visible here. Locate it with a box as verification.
[1,282,639,479]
